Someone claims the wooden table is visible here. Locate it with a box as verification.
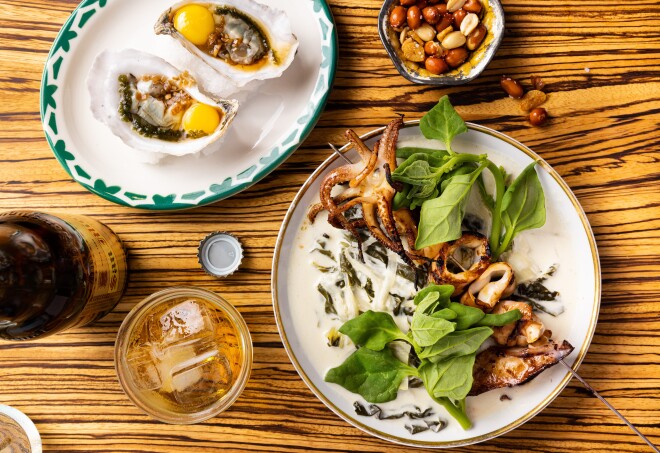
[1,0,659,451]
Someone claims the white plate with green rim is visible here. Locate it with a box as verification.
[40,0,336,210]
[272,121,601,447]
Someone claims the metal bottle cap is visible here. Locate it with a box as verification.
[198,232,243,277]
[0,405,42,453]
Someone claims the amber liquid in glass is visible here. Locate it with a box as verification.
[124,297,244,415]
[0,212,127,341]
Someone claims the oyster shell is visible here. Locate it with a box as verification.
[88,49,239,158]
[155,1,299,88]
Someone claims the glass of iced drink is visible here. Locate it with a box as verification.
[115,287,252,424]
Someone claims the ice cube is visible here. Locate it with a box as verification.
[126,345,162,391]
[170,352,233,409]
[158,300,213,346]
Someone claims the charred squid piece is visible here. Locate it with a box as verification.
[308,188,362,222]
[310,117,416,268]
[460,262,516,311]
[394,209,418,251]
[490,300,546,347]
[469,338,574,396]
[429,232,492,296]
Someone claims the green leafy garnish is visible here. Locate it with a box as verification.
[475,309,523,327]
[415,161,488,249]
[410,314,455,348]
[448,302,486,330]
[418,327,493,362]
[419,353,476,401]
[325,347,418,403]
[495,162,546,256]
[339,311,410,351]
[419,95,468,155]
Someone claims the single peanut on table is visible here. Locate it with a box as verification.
[501,75,524,98]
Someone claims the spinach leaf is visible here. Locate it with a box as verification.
[419,353,476,401]
[418,327,493,361]
[415,291,441,315]
[430,308,457,321]
[415,161,488,249]
[317,284,337,315]
[475,309,522,327]
[496,162,546,256]
[410,314,455,347]
[396,147,449,159]
[325,347,418,403]
[392,185,411,210]
[339,311,409,351]
[448,302,486,330]
[414,284,454,307]
[419,96,468,154]
[435,397,471,430]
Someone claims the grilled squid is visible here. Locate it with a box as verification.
[460,262,515,311]
[429,232,491,295]
[470,337,574,396]
[308,117,416,265]
[490,300,546,347]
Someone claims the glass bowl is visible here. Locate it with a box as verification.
[378,0,505,85]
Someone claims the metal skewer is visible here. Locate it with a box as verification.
[329,142,353,164]
[559,360,659,452]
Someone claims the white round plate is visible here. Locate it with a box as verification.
[272,121,601,447]
[40,0,336,210]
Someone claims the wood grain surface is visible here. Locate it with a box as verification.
[1,0,659,451]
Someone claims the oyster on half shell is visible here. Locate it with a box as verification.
[155,0,299,88]
[88,49,239,158]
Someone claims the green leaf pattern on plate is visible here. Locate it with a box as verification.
[40,0,337,210]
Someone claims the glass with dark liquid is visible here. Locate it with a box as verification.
[115,287,252,424]
[0,211,127,341]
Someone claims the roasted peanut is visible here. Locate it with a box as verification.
[445,46,469,67]
[447,0,467,12]
[422,6,441,24]
[390,6,407,28]
[435,12,454,32]
[453,9,467,27]
[466,23,487,50]
[425,57,449,74]
[424,40,442,55]
[460,12,479,35]
[410,30,425,45]
[400,0,416,5]
[529,108,548,126]
[531,75,546,91]
[436,3,448,13]
[442,30,467,49]
[401,40,426,62]
[416,23,437,41]
[520,90,547,112]
[501,76,524,98]
[463,0,482,14]
[436,25,453,42]
[407,6,423,29]
[416,0,428,7]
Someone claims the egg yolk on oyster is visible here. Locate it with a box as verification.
[118,73,222,141]
[173,5,216,46]
[171,4,270,67]
[183,103,221,135]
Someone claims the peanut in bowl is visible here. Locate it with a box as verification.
[378,0,504,85]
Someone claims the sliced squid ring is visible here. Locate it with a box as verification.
[429,232,491,296]
[460,262,515,311]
